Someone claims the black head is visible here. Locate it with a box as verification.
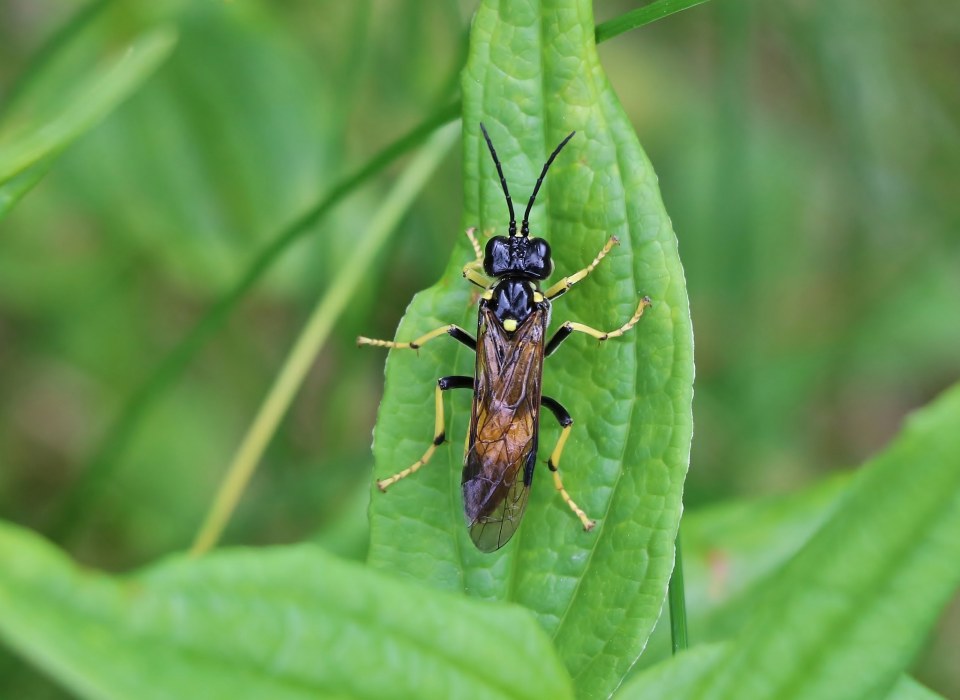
[479,123,575,279]
[483,235,552,279]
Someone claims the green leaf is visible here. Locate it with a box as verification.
[367,0,694,697]
[887,677,950,700]
[0,521,572,700]
[620,643,725,699]
[0,27,176,187]
[679,474,850,615]
[637,474,851,669]
[618,643,945,700]
[640,383,960,700]
[697,383,960,700]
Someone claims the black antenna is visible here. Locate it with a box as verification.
[521,131,575,237]
[479,123,517,236]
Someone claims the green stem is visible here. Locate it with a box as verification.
[595,0,711,44]
[189,122,460,556]
[47,102,459,541]
[668,533,690,654]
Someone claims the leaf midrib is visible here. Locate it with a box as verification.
[539,4,644,675]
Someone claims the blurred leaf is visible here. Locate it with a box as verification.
[672,383,960,700]
[0,27,176,186]
[618,644,730,699]
[886,677,950,700]
[367,0,694,697]
[618,643,945,700]
[691,382,960,699]
[681,473,849,612]
[55,7,334,289]
[0,521,573,700]
[638,473,851,668]
[0,161,50,220]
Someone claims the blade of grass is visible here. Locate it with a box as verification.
[0,28,177,185]
[595,0,712,43]
[0,0,111,118]
[0,162,51,220]
[45,102,459,541]
[669,535,690,654]
[189,121,459,556]
[48,104,460,539]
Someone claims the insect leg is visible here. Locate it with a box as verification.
[377,375,473,491]
[466,226,484,262]
[545,296,652,356]
[540,395,596,531]
[357,325,476,352]
[544,236,619,300]
[462,227,491,289]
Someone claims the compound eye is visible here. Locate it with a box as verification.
[483,236,511,277]
[527,238,552,279]
[535,239,551,261]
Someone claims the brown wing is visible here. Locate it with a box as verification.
[462,305,548,552]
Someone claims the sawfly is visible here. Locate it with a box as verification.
[359,124,651,551]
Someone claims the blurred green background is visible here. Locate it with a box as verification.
[1,0,957,697]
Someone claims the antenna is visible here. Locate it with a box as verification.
[521,131,575,237]
[479,123,516,236]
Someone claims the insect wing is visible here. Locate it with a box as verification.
[462,306,547,551]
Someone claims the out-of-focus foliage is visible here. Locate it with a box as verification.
[0,27,177,215]
[1,0,958,697]
[625,382,960,700]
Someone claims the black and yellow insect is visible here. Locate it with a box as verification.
[359,124,651,552]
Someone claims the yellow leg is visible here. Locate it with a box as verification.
[357,324,473,351]
[463,266,489,289]
[566,295,652,341]
[376,375,472,491]
[466,226,483,261]
[462,227,491,289]
[545,236,619,300]
[545,295,652,357]
[547,424,595,530]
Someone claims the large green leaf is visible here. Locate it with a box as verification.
[618,643,945,700]
[625,383,960,700]
[367,0,694,697]
[0,521,572,700]
[0,27,176,191]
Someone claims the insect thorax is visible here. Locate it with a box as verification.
[484,278,549,331]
